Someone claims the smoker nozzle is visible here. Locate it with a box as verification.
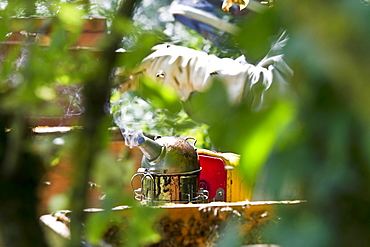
[137,136,164,162]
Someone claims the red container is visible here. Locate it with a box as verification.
[199,153,227,201]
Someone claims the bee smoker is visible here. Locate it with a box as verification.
[131,136,208,204]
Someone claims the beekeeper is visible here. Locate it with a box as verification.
[117,0,293,111]
[137,32,292,111]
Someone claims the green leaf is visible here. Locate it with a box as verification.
[138,75,182,115]
[239,100,295,187]
[235,7,282,62]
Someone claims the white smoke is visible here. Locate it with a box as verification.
[61,85,84,117]
[111,92,156,148]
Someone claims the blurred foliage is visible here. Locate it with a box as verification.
[243,1,370,247]
[0,0,370,247]
[235,7,283,62]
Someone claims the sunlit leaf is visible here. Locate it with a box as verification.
[56,3,84,32]
[49,193,70,212]
[239,100,295,188]
[138,75,182,114]
[123,205,162,246]
[85,210,113,245]
[35,85,56,101]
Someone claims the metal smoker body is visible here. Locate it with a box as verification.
[131,136,208,204]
